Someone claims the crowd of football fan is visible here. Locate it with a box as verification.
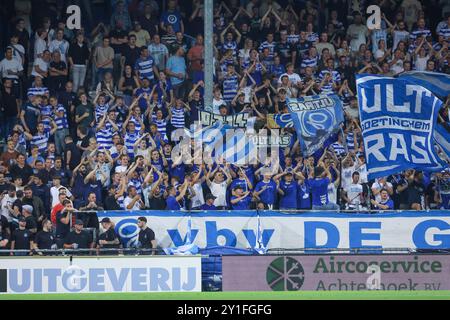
[0,0,449,254]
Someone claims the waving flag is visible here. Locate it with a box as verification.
[434,124,450,161]
[399,71,450,99]
[357,74,446,180]
[287,95,345,156]
[267,114,294,129]
[163,216,199,256]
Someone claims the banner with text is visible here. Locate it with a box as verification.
[287,95,344,156]
[357,74,446,180]
[99,211,450,250]
[0,257,202,294]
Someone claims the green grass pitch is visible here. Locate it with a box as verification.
[1,291,450,300]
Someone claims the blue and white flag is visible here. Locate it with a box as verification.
[254,215,268,255]
[287,94,345,156]
[399,71,450,100]
[193,121,257,165]
[434,124,450,161]
[357,74,447,180]
[163,216,199,256]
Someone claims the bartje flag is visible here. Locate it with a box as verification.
[398,71,450,100]
[287,94,345,157]
[357,74,447,180]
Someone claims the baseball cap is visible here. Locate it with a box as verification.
[18,216,26,222]
[75,219,84,225]
[205,194,217,200]
[100,217,111,224]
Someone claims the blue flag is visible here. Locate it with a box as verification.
[287,94,345,156]
[357,74,446,180]
[399,71,450,100]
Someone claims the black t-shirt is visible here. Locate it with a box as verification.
[148,196,166,210]
[25,215,37,231]
[64,230,92,249]
[98,228,120,248]
[1,215,9,232]
[406,181,426,207]
[9,163,33,182]
[294,41,312,66]
[12,228,33,250]
[55,210,71,238]
[35,230,55,250]
[110,29,128,55]
[103,195,122,211]
[64,142,81,170]
[1,89,19,117]
[188,99,203,124]
[0,183,10,194]
[276,41,294,65]
[122,45,141,68]
[138,227,155,249]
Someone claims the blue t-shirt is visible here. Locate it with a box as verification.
[200,203,217,210]
[166,195,181,210]
[231,178,250,192]
[308,178,330,206]
[160,10,182,32]
[231,195,251,210]
[279,181,298,209]
[297,181,311,209]
[255,180,277,205]
[378,199,394,210]
[166,56,186,86]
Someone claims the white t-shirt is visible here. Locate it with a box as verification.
[414,55,429,71]
[279,72,302,85]
[49,39,69,62]
[327,182,338,205]
[371,180,393,203]
[211,97,226,114]
[34,38,47,60]
[345,183,363,206]
[393,30,410,50]
[190,182,205,209]
[0,58,23,80]
[1,195,17,222]
[115,165,128,174]
[347,24,368,52]
[210,181,228,207]
[31,58,49,78]
[124,196,143,210]
[341,164,357,190]
[356,163,368,184]
[50,186,73,208]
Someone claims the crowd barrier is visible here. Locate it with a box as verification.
[97,210,450,251]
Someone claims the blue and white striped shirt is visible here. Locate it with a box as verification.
[301,55,318,69]
[95,104,109,123]
[31,132,50,155]
[96,122,115,150]
[55,105,69,129]
[170,107,185,128]
[222,74,239,103]
[124,131,141,158]
[410,28,432,40]
[134,56,156,81]
[259,41,277,59]
[287,34,300,44]
[27,86,49,97]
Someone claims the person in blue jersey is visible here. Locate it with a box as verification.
[165,46,187,99]
[200,194,218,211]
[24,121,57,156]
[436,170,450,209]
[222,64,240,105]
[160,0,184,34]
[308,164,339,211]
[294,168,311,210]
[275,171,298,210]
[121,118,144,159]
[230,185,251,210]
[166,179,189,210]
[230,167,253,193]
[254,173,277,210]
[134,47,159,84]
[371,189,394,211]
